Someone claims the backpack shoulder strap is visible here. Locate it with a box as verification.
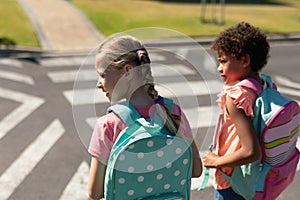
[238,77,263,95]
[261,74,278,90]
[237,74,279,95]
[107,102,141,127]
[162,97,175,113]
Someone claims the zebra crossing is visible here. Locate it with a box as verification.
[0,46,300,199]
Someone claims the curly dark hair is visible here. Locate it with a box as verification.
[211,22,270,72]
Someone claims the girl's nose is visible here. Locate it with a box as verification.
[217,64,222,73]
[96,78,102,89]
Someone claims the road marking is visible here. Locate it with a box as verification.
[152,64,196,76]
[48,69,97,83]
[63,88,106,105]
[0,87,45,140]
[0,69,34,85]
[274,75,300,90]
[155,80,222,98]
[40,52,165,68]
[47,64,195,83]
[65,80,221,106]
[182,106,219,129]
[40,57,91,67]
[59,161,89,200]
[0,119,65,200]
[86,117,97,129]
[0,58,23,68]
[149,52,166,61]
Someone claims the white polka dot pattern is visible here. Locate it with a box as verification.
[164,184,171,190]
[127,190,134,196]
[128,166,134,173]
[137,176,144,182]
[118,178,125,184]
[108,136,192,199]
[137,152,144,158]
[147,140,154,147]
[156,174,163,180]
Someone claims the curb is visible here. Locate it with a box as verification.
[1,33,300,59]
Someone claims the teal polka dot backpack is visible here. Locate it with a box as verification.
[104,97,193,200]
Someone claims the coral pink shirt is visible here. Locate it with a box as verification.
[214,85,257,190]
[88,103,193,161]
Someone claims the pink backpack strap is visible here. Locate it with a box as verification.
[237,77,263,95]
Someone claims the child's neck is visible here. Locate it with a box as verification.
[244,72,264,85]
[128,86,154,106]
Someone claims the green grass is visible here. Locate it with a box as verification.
[72,0,300,38]
[0,0,39,47]
[0,0,299,47]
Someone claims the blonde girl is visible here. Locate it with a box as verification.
[87,35,202,199]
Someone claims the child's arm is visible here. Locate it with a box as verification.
[171,105,203,177]
[88,157,106,199]
[203,96,261,168]
[191,141,203,177]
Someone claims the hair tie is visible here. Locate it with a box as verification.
[136,50,142,60]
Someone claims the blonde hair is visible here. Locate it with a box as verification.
[96,35,178,135]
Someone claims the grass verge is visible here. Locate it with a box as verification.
[72,0,300,38]
[0,0,39,48]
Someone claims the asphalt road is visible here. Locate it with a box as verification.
[0,39,299,200]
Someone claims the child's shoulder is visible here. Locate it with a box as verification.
[224,84,257,98]
[222,84,258,116]
[97,111,125,128]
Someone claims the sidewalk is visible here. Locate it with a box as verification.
[19,0,105,52]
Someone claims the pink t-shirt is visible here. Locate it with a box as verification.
[88,103,193,160]
[214,85,257,190]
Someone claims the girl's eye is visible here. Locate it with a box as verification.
[219,59,227,64]
[99,72,105,78]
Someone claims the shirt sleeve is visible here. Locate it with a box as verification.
[88,117,113,159]
[88,113,126,159]
[225,85,257,117]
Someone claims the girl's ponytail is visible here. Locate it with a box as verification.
[147,84,179,135]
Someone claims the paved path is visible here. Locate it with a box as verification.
[19,0,105,52]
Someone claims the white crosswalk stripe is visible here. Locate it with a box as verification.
[59,161,89,200]
[40,56,93,67]
[0,58,23,68]
[40,52,167,68]
[0,119,65,199]
[48,69,97,83]
[0,87,45,140]
[47,64,196,83]
[0,69,35,85]
[63,80,221,106]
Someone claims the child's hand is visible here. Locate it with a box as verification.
[202,151,220,168]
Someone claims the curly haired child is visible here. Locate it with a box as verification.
[203,22,270,200]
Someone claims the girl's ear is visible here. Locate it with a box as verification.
[124,64,133,72]
[124,64,134,80]
[242,54,251,68]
